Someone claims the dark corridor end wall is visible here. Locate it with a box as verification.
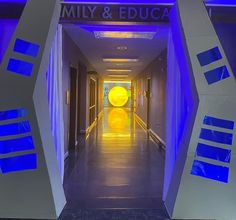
[134,50,167,143]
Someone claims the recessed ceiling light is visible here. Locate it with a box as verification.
[108,74,129,78]
[94,31,156,39]
[103,58,138,63]
[117,46,128,51]
[107,69,132,72]
[104,80,131,84]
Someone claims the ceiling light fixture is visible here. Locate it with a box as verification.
[117,46,128,51]
[104,81,131,84]
[103,58,138,63]
[79,24,158,40]
[107,69,132,72]
[108,74,129,77]
[94,31,156,39]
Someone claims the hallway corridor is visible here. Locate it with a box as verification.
[60,108,169,220]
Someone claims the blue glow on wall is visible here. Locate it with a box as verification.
[200,128,233,145]
[2,0,236,4]
[63,0,236,4]
[0,136,34,154]
[7,58,33,76]
[163,5,198,200]
[204,65,230,85]
[0,153,37,174]
[196,143,231,163]
[0,19,19,64]
[0,0,27,2]
[1,0,236,6]
[0,108,27,121]
[0,121,31,136]
[197,47,222,67]
[203,116,234,130]
[191,160,229,183]
[14,38,40,58]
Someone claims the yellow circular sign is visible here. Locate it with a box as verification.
[108,86,129,107]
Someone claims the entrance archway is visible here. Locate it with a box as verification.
[0,0,236,219]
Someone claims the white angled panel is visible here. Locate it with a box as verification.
[165,0,236,219]
[0,0,66,219]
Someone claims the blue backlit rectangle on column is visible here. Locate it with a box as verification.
[204,66,230,85]
[0,136,34,154]
[196,143,231,163]
[203,116,234,130]
[14,38,40,58]
[0,109,27,121]
[197,47,222,66]
[7,58,33,76]
[0,121,31,136]
[199,128,233,145]
[0,153,37,174]
[191,160,229,183]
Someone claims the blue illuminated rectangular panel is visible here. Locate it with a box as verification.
[196,143,231,163]
[191,160,229,183]
[197,47,222,66]
[0,109,27,121]
[0,121,31,137]
[203,116,234,130]
[0,136,34,154]
[204,66,230,85]
[14,38,40,58]
[0,153,37,174]
[7,58,33,76]
[199,128,233,145]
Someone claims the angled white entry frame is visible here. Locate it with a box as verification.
[0,0,66,219]
[165,0,236,219]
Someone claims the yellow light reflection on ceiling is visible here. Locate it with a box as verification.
[108,86,129,107]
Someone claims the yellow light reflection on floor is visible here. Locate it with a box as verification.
[108,86,129,107]
[108,108,129,131]
[102,108,131,139]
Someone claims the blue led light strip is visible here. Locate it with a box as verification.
[14,38,40,58]
[199,128,233,145]
[203,116,234,130]
[0,153,37,174]
[204,65,230,85]
[0,108,27,121]
[7,58,34,77]
[0,121,31,137]
[0,136,34,154]
[197,47,222,67]
[195,143,231,163]
[191,114,234,183]
[191,160,229,183]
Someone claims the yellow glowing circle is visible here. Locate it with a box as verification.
[108,86,129,107]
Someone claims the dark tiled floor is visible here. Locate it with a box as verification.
[0,108,169,220]
[61,108,169,220]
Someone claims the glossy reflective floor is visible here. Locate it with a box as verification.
[60,108,169,220]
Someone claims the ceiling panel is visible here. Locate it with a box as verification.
[63,23,169,80]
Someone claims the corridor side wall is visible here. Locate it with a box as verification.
[134,50,167,143]
[62,30,95,152]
